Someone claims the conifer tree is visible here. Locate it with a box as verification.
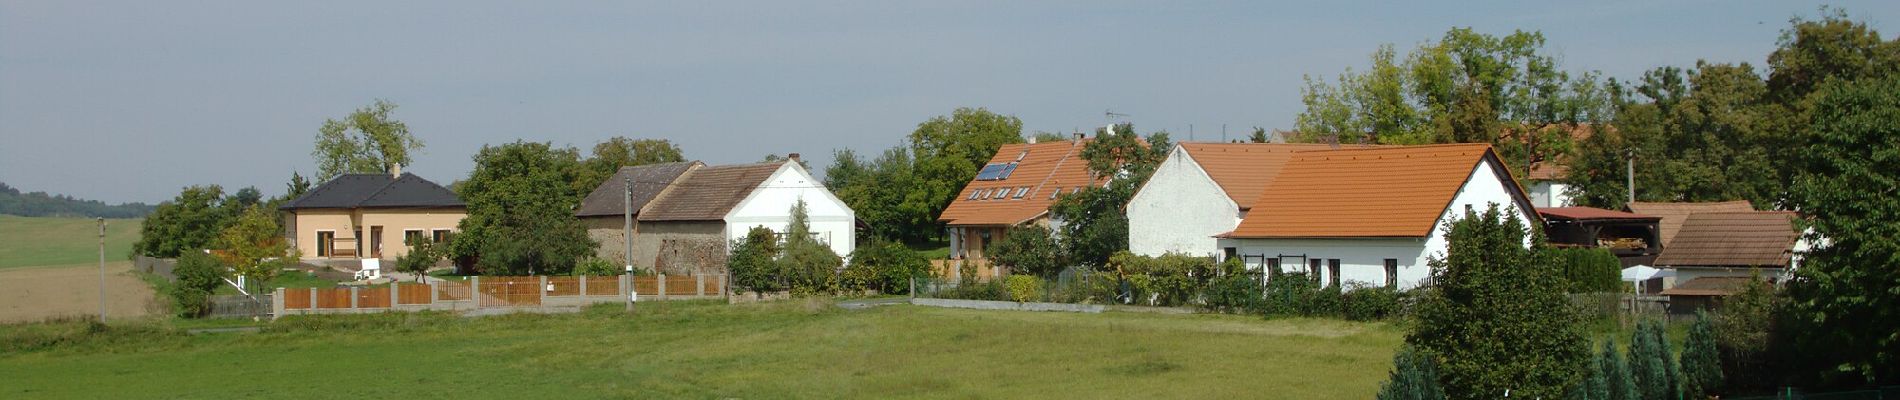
[1681,312,1725,398]
[1376,346,1447,400]
[1602,340,1639,400]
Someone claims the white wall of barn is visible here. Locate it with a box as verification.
[725,162,857,257]
[1128,146,1240,257]
[1219,158,1536,290]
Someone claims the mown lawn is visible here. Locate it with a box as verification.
[0,215,141,269]
[0,300,1402,399]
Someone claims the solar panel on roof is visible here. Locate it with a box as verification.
[975,163,1007,180]
[996,163,1017,180]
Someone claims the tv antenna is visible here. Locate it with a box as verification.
[1104,109,1130,121]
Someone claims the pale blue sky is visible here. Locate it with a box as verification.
[2,1,1894,203]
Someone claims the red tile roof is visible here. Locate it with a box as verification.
[1229,144,1522,238]
[938,140,1105,226]
[1537,206,1660,222]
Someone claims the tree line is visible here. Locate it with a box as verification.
[0,181,155,218]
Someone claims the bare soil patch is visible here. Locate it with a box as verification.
[0,261,161,323]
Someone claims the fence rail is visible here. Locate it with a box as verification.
[273,274,727,318]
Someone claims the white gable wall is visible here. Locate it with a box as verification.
[1218,158,1535,289]
[1527,180,1573,208]
[1128,146,1241,257]
[725,163,857,257]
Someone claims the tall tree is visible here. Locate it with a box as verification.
[449,141,596,275]
[1681,312,1725,398]
[1052,124,1170,266]
[133,185,227,258]
[826,146,931,243]
[908,107,1024,233]
[1784,73,1900,388]
[1408,205,1589,399]
[572,137,687,197]
[313,99,424,181]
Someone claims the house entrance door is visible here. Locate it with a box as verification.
[370,226,384,258]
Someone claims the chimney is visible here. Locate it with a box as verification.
[786,153,800,163]
[1028,135,1038,144]
[390,163,402,178]
[1072,132,1085,142]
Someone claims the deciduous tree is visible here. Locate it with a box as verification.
[449,141,596,275]
[313,99,424,181]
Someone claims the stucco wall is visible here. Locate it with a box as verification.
[288,208,464,261]
[1219,159,1535,290]
[726,163,856,257]
[1128,147,1241,257]
[583,216,634,264]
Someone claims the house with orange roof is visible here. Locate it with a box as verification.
[1215,143,1538,289]
[1127,142,1348,256]
[937,136,1107,276]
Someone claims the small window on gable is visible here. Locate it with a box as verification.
[1012,187,1028,199]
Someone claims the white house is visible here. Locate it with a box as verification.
[1215,144,1538,289]
[1127,142,1337,257]
[575,155,855,274]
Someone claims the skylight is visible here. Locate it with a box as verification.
[1012,187,1029,199]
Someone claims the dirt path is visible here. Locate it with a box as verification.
[0,261,162,323]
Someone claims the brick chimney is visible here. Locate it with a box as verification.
[390,162,402,178]
[786,153,800,163]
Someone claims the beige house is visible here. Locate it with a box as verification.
[280,171,466,262]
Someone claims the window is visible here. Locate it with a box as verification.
[1012,187,1029,199]
[1384,259,1399,288]
[993,189,1009,199]
[1222,247,1238,262]
[316,231,334,257]
[1070,187,1082,194]
[1327,259,1341,288]
[968,190,981,200]
[1308,259,1323,283]
[1049,190,1060,200]
[403,229,425,246]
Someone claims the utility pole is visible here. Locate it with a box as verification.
[624,175,635,313]
[1626,149,1636,206]
[97,218,106,323]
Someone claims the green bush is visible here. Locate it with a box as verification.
[572,257,619,277]
[1,317,178,353]
[1261,272,1333,317]
[1341,283,1401,321]
[1111,251,1216,306]
[169,252,225,318]
[395,239,444,281]
[1543,247,1622,293]
[986,225,1068,279]
[1004,275,1043,302]
[727,226,781,293]
[1202,270,1263,313]
[843,238,931,294]
[945,279,1008,301]
[1376,345,1447,400]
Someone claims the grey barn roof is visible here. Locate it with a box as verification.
[574,162,701,218]
[280,173,465,210]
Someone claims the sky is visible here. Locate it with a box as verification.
[3,1,1896,204]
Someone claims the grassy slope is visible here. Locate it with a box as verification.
[0,300,1402,399]
[0,215,141,269]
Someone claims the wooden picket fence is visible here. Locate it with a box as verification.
[275,274,727,318]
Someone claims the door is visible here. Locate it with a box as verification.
[317,231,334,257]
[370,226,384,258]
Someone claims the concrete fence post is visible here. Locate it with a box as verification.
[308,288,317,314]
[696,273,705,297]
[579,275,589,297]
[430,280,439,305]
[471,276,481,310]
[658,273,668,301]
[539,276,548,304]
[349,286,359,310]
[720,274,728,298]
[390,280,399,308]
[272,287,286,319]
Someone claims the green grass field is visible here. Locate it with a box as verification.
[0,215,141,269]
[0,300,1402,399]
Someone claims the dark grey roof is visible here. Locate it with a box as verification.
[280,173,464,210]
[575,162,701,217]
[640,162,784,222]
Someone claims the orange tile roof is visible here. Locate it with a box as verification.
[938,140,1105,226]
[1229,144,1520,238]
[1175,143,1341,210]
